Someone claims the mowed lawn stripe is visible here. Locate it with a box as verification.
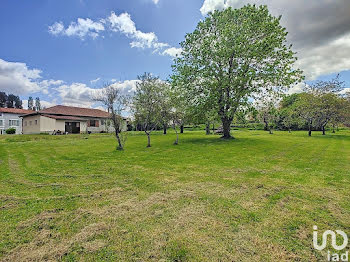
[0,130,349,261]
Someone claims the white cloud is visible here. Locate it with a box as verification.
[23,99,56,110]
[48,18,105,39]
[200,0,239,15]
[199,0,350,80]
[339,88,350,96]
[40,79,64,86]
[110,80,139,95]
[48,12,179,57]
[287,82,307,95]
[162,47,182,57]
[39,79,64,94]
[295,33,350,80]
[108,12,168,51]
[48,22,64,35]
[55,80,139,108]
[55,82,96,107]
[0,58,42,94]
[152,0,160,4]
[90,77,101,84]
[0,58,65,96]
[93,105,108,111]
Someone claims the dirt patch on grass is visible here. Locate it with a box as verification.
[4,222,109,261]
[8,158,21,174]
[81,239,107,253]
[0,199,19,210]
[85,188,197,220]
[17,209,61,230]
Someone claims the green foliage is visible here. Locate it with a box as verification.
[133,73,170,146]
[280,93,300,108]
[171,4,303,138]
[291,76,349,135]
[133,73,164,132]
[28,96,34,110]
[5,128,16,134]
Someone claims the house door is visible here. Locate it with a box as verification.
[65,122,80,134]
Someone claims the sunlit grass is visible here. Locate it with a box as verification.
[0,129,349,261]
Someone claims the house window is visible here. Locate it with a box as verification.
[35,120,38,125]
[0,119,3,126]
[89,120,97,127]
[24,121,27,126]
[9,120,19,126]
[29,121,32,126]
[101,119,105,126]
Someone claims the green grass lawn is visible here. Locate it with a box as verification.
[1,129,350,261]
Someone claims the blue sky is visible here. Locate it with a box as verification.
[1,0,350,108]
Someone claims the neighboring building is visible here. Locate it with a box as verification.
[21,105,126,134]
[0,108,33,135]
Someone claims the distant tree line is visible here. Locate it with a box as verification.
[0,92,42,111]
[241,75,350,136]
[0,92,23,109]
[27,96,41,111]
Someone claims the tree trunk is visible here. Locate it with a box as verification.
[308,123,312,137]
[115,130,123,150]
[332,124,335,133]
[173,126,179,145]
[322,125,326,135]
[221,117,233,139]
[145,132,151,147]
[180,125,184,134]
[212,123,215,133]
[288,127,291,133]
[205,122,211,135]
[264,118,268,131]
[163,124,167,135]
[269,128,273,134]
[113,117,123,150]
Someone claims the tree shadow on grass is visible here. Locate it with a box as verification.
[308,134,350,141]
[183,135,266,146]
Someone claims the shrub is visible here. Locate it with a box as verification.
[5,128,16,134]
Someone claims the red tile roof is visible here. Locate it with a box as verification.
[36,105,110,118]
[0,108,33,114]
[41,114,86,121]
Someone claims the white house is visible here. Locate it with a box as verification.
[0,108,33,135]
[21,105,127,134]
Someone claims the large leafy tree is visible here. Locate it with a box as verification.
[6,94,16,108]
[279,93,300,132]
[256,91,280,134]
[171,5,303,138]
[0,92,7,108]
[294,93,318,136]
[305,76,346,135]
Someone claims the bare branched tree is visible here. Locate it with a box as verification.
[133,73,163,147]
[94,83,129,150]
